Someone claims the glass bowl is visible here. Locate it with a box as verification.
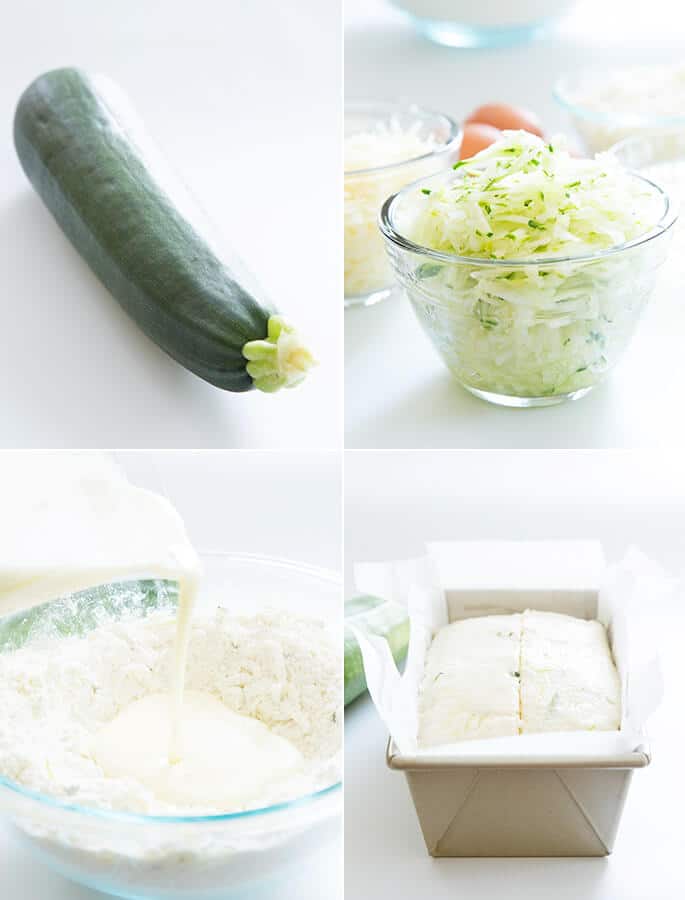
[0,552,342,900]
[379,169,677,407]
[609,135,685,295]
[344,101,460,308]
[390,0,576,48]
[554,69,685,155]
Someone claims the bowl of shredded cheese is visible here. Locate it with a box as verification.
[344,101,461,307]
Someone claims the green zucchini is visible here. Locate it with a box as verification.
[344,595,410,706]
[13,68,314,393]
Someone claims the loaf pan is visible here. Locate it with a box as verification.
[387,739,650,857]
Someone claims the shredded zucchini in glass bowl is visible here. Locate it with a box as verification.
[379,131,677,406]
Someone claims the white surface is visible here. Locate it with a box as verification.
[345,449,685,898]
[345,0,685,448]
[0,450,342,900]
[0,0,341,449]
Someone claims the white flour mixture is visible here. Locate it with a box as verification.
[0,607,340,815]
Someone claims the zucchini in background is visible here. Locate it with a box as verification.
[14,68,314,393]
[345,595,410,706]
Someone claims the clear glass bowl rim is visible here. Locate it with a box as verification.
[554,71,685,128]
[344,99,462,177]
[607,134,685,165]
[380,169,677,267]
[0,550,343,828]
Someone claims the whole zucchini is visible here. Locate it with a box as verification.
[14,68,313,393]
[344,595,410,706]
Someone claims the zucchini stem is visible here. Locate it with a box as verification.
[242,315,316,393]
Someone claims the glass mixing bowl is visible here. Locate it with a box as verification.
[0,552,342,900]
[379,169,677,407]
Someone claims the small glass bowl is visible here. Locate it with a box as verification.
[555,70,685,155]
[609,135,685,292]
[344,101,460,308]
[0,552,342,900]
[390,0,575,48]
[379,170,677,407]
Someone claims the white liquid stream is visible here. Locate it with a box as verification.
[0,454,301,807]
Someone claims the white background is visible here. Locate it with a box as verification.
[0,450,343,899]
[0,0,341,449]
[345,449,685,899]
[345,0,685,449]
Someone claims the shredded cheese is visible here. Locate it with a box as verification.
[344,124,442,298]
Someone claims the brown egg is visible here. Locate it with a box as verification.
[459,122,501,159]
[466,103,544,138]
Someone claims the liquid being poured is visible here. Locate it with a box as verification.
[0,454,304,805]
[168,566,198,763]
[0,454,201,763]
[93,563,305,806]
[94,690,303,808]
